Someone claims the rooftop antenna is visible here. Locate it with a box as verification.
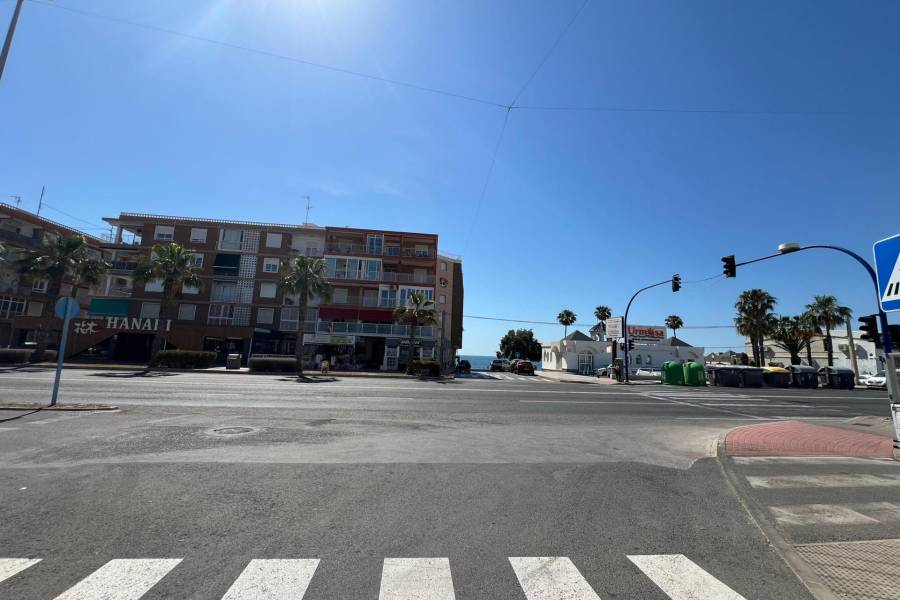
[37,185,45,215]
[9,195,21,207]
[303,195,313,225]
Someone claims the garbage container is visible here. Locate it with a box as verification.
[762,366,791,388]
[683,361,706,386]
[740,367,765,388]
[789,365,818,388]
[662,361,684,385]
[226,353,241,370]
[819,367,855,390]
[713,366,743,387]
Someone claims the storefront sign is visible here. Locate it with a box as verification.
[627,324,666,343]
[72,317,172,335]
[308,334,356,345]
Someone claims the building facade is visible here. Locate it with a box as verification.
[748,329,880,374]
[541,329,705,373]
[1,206,463,371]
[0,202,105,349]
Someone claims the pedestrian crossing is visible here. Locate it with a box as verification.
[0,554,748,599]
[462,372,545,382]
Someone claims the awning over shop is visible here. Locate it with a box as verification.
[88,298,129,317]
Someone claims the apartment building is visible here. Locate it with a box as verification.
[0,202,105,348]
[61,212,459,370]
[436,254,464,367]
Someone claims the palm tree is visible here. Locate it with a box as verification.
[734,289,777,367]
[15,234,109,358]
[277,256,332,376]
[133,243,203,358]
[665,315,684,340]
[805,295,852,367]
[594,304,616,364]
[557,309,576,337]
[393,291,438,374]
[797,311,821,366]
[769,315,809,365]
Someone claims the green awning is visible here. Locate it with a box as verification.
[88,298,129,317]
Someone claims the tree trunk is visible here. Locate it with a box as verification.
[295,298,307,377]
[825,326,834,367]
[564,325,568,337]
[150,292,171,360]
[805,341,813,366]
[406,325,417,374]
[33,277,64,360]
[790,353,800,365]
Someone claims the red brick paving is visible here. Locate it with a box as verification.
[725,420,895,458]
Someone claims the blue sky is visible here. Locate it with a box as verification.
[2,0,899,355]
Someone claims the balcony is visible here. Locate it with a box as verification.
[109,260,138,273]
[325,243,435,259]
[0,228,41,249]
[317,320,434,338]
[327,296,394,309]
[326,270,435,285]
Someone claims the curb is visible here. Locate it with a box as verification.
[715,433,841,600]
[0,403,118,411]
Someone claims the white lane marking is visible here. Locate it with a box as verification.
[0,427,20,432]
[855,502,900,523]
[746,474,900,489]
[520,400,680,405]
[770,504,880,526]
[643,393,765,420]
[628,554,746,600]
[53,558,182,600]
[733,456,898,465]
[508,556,601,600]
[0,558,41,584]
[697,403,814,407]
[221,559,319,599]
[379,558,455,600]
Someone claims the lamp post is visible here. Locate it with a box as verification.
[623,277,675,383]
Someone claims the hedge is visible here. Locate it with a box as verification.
[0,349,58,364]
[248,356,298,372]
[410,359,441,377]
[150,350,217,369]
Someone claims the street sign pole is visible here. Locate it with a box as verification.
[873,234,900,447]
[50,297,79,407]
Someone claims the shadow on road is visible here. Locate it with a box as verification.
[88,371,181,378]
[0,408,44,423]
[279,376,339,383]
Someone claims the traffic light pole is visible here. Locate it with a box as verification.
[623,278,674,383]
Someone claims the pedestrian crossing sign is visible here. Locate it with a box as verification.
[874,233,900,312]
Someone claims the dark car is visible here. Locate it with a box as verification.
[512,360,535,375]
[457,359,471,374]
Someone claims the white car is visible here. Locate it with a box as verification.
[634,367,662,378]
[595,364,613,377]
[865,371,889,389]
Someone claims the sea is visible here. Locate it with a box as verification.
[459,355,543,371]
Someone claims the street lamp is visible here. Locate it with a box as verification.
[777,242,801,254]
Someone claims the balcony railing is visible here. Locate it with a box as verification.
[107,286,133,297]
[327,296,394,309]
[0,228,41,249]
[110,260,138,273]
[325,270,435,285]
[326,243,435,259]
[317,320,434,338]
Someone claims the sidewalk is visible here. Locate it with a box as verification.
[725,420,896,458]
[534,370,617,384]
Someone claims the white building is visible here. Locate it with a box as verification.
[541,329,705,373]
[750,329,880,374]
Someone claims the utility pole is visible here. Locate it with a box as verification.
[37,185,44,215]
[0,0,25,83]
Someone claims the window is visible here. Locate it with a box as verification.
[31,279,48,293]
[263,257,280,273]
[257,307,274,325]
[364,259,381,281]
[399,287,434,306]
[154,225,175,241]
[190,228,207,243]
[279,306,299,331]
[578,353,593,372]
[140,302,160,319]
[415,244,429,257]
[177,304,197,320]
[635,354,643,365]
[305,245,319,257]
[190,253,204,268]
[260,282,277,298]
[265,232,282,248]
[440,262,447,272]
[0,295,26,318]
[332,288,348,304]
[211,281,236,302]
[219,229,242,250]
[439,294,446,304]
[386,245,400,256]
[26,301,43,317]
[379,287,397,308]
[367,234,383,255]
[144,278,164,293]
[646,354,652,365]
[182,283,200,295]
[208,303,235,326]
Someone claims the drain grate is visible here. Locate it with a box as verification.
[795,539,900,600]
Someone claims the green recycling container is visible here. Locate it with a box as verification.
[662,361,684,385]
[683,361,706,386]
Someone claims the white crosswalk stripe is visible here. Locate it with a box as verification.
[379,557,455,600]
[628,554,746,600]
[746,473,900,489]
[0,558,40,584]
[221,559,320,599]
[0,555,750,599]
[509,556,601,599]
[52,559,182,600]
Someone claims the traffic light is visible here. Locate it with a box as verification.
[671,274,681,292]
[858,314,881,349]
[722,255,736,278]
[628,338,635,351]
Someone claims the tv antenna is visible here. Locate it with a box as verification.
[9,195,21,207]
[303,195,313,225]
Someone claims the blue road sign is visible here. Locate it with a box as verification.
[54,296,79,320]
[874,234,900,313]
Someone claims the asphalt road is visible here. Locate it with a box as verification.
[0,368,893,599]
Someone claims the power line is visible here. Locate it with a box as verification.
[462,108,511,252]
[40,202,107,229]
[465,314,559,326]
[509,0,589,107]
[27,0,508,110]
[513,104,900,117]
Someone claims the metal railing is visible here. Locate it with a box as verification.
[110,260,138,272]
[317,321,434,338]
[328,296,395,309]
[0,228,41,248]
[325,243,436,259]
[325,270,435,285]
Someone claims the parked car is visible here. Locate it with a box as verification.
[456,360,471,374]
[507,359,521,372]
[634,367,662,379]
[595,364,613,377]
[864,370,899,390]
[490,358,510,372]
[512,360,535,375]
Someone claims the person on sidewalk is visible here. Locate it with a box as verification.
[320,358,330,375]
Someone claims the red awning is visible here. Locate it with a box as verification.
[319,306,393,322]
